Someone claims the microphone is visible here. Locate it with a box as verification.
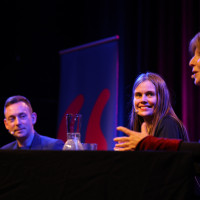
[191,74,194,79]
[135,109,139,113]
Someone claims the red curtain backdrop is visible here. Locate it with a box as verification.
[120,0,200,141]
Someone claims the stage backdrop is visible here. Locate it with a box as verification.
[57,36,119,150]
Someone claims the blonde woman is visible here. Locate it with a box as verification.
[114,72,189,151]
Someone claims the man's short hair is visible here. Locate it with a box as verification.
[4,95,33,114]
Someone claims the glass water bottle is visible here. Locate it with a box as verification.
[63,114,84,150]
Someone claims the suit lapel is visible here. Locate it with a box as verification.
[30,132,42,150]
[12,141,18,149]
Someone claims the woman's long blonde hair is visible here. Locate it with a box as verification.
[130,72,188,140]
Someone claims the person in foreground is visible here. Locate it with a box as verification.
[114,72,189,151]
[1,95,64,150]
[113,32,200,152]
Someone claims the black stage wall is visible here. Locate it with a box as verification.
[0,0,200,146]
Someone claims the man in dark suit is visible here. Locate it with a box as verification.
[1,95,64,150]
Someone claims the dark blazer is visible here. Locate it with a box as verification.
[0,132,64,150]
